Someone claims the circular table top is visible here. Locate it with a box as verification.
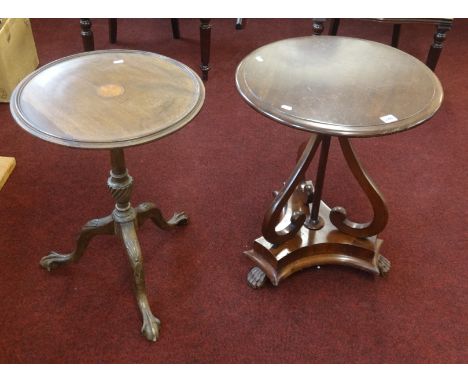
[236,36,443,137]
[10,50,205,149]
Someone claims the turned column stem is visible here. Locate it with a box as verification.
[109,148,133,213]
[306,135,331,228]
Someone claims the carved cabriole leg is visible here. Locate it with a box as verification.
[80,18,94,51]
[40,147,186,341]
[109,148,160,341]
[426,21,452,71]
[136,202,188,230]
[40,215,114,271]
[119,220,160,341]
[199,19,211,81]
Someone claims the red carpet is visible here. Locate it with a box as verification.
[0,18,467,363]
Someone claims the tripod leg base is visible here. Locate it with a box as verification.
[40,215,114,271]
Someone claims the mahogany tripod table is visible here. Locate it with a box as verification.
[236,36,443,288]
[10,50,205,341]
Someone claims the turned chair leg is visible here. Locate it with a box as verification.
[391,24,401,47]
[80,18,94,51]
[171,19,180,39]
[329,18,340,35]
[109,18,117,43]
[312,19,325,36]
[199,19,211,81]
[426,21,452,71]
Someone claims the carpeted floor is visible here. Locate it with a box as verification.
[0,18,467,363]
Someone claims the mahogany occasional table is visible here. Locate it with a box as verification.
[236,36,443,288]
[10,50,205,341]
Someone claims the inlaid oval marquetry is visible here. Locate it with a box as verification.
[10,50,205,149]
[97,84,125,98]
[236,36,443,137]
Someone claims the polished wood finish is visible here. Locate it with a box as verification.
[10,50,205,149]
[236,36,443,287]
[39,149,188,341]
[427,20,453,71]
[236,36,443,138]
[10,50,204,341]
[261,135,321,246]
[316,18,454,71]
[199,19,211,80]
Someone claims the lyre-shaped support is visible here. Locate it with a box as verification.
[330,137,389,238]
[262,134,322,245]
[245,134,391,288]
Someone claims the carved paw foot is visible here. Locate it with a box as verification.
[39,252,74,271]
[168,211,189,226]
[377,255,391,276]
[141,309,161,342]
[247,267,267,289]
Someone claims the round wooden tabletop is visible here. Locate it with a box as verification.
[10,50,205,149]
[236,36,443,137]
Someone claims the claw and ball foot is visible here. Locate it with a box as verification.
[39,215,114,271]
[377,255,391,276]
[120,220,160,341]
[247,267,267,289]
[40,252,74,271]
[141,308,161,342]
[136,202,188,230]
[167,211,189,226]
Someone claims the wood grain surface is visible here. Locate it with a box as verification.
[10,49,205,149]
[236,36,443,137]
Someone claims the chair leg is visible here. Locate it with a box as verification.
[171,19,180,39]
[80,18,94,51]
[391,24,401,47]
[109,18,117,43]
[329,18,340,35]
[426,21,452,71]
[199,18,211,81]
[312,19,325,36]
[235,18,244,30]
